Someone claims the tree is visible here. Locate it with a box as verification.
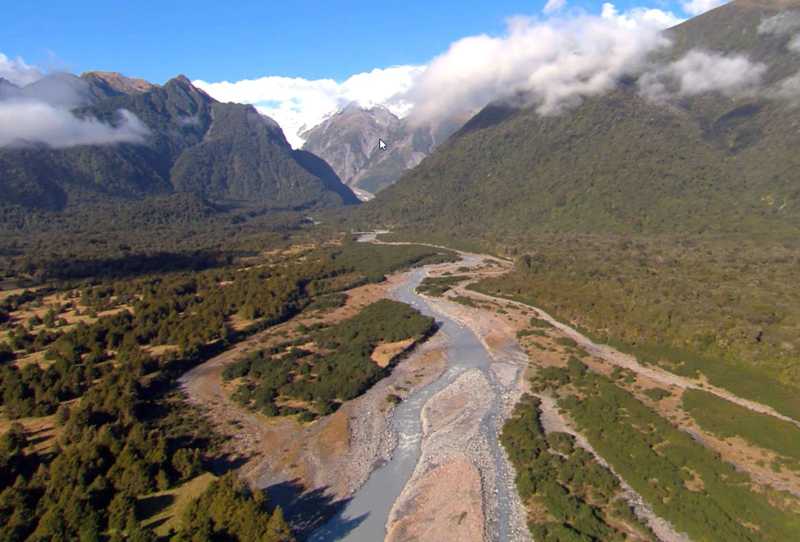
[267,506,293,541]
[55,404,71,426]
[172,448,201,481]
[126,512,156,542]
[0,342,13,363]
[43,309,57,328]
[0,423,27,455]
[156,469,171,491]
[78,514,102,542]
[108,493,135,531]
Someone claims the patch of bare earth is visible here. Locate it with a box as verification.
[144,344,180,357]
[386,458,483,542]
[0,287,35,302]
[12,350,48,369]
[371,339,415,368]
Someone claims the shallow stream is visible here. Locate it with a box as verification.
[310,255,520,542]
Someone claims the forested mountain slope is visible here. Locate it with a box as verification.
[364,0,800,241]
[0,75,357,210]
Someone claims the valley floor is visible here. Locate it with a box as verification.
[180,237,800,541]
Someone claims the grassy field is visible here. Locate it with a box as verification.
[683,389,800,468]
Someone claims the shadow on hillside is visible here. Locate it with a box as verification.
[207,453,250,475]
[265,479,366,540]
[38,250,231,281]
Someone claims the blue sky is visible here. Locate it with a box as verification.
[3,0,733,148]
[3,0,709,83]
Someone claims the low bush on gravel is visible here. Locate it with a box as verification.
[536,364,800,542]
[416,274,469,297]
[501,394,653,541]
[226,300,435,419]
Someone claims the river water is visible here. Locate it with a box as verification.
[310,255,522,542]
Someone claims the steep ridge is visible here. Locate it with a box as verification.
[171,102,358,206]
[0,74,357,210]
[302,104,458,195]
[81,71,155,95]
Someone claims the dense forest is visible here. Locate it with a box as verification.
[472,235,800,420]
[0,236,454,540]
[0,195,317,282]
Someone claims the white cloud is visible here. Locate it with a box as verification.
[196,3,685,146]
[0,101,150,148]
[639,50,767,101]
[0,53,43,86]
[772,71,800,101]
[758,11,800,35]
[601,2,684,28]
[681,0,727,17]
[404,4,676,125]
[790,34,800,53]
[543,0,567,15]
[195,65,423,148]
[757,12,800,55]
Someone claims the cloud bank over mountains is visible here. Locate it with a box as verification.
[0,102,149,148]
[10,0,800,152]
[639,50,767,101]
[195,65,423,148]
[0,67,151,149]
[757,10,800,36]
[0,53,42,86]
[193,2,708,146]
[403,6,675,126]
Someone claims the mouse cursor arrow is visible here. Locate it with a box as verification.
[378,138,387,151]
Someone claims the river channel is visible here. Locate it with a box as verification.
[310,252,526,542]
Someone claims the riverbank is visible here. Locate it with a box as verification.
[182,234,800,541]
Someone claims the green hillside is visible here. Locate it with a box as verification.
[363,0,800,242]
[0,76,357,211]
[359,0,800,420]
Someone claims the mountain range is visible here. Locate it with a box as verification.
[0,72,357,211]
[362,0,800,242]
[4,0,800,241]
[301,104,459,197]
